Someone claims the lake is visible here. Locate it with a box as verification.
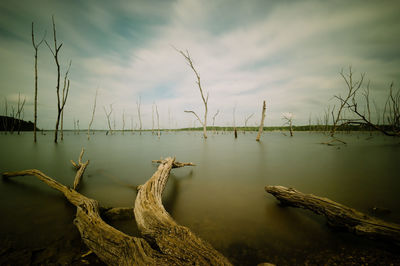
[1,131,399,265]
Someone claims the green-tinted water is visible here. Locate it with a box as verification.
[1,131,399,265]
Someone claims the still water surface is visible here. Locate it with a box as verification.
[1,131,399,265]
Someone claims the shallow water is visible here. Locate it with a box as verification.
[1,131,400,265]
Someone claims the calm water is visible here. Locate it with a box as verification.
[1,131,400,265]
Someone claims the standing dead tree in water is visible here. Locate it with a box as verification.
[60,60,72,141]
[244,113,254,134]
[330,67,364,138]
[122,109,125,135]
[2,97,8,133]
[337,68,400,137]
[256,100,266,141]
[2,152,233,265]
[282,112,294,137]
[177,49,209,139]
[233,105,238,139]
[31,22,45,142]
[15,93,26,135]
[87,89,97,140]
[155,103,161,138]
[103,104,113,135]
[212,109,219,134]
[152,102,155,135]
[136,97,142,135]
[45,16,71,143]
[244,113,254,127]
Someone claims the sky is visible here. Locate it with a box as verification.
[0,0,399,130]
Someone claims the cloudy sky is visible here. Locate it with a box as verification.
[0,0,399,129]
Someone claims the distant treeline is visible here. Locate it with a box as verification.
[0,115,38,132]
[177,124,383,132]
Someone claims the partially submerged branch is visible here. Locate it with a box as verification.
[266,185,400,244]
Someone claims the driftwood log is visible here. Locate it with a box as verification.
[266,185,400,244]
[2,150,232,265]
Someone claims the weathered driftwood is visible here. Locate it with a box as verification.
[2,152,231,265]
[70,148,89,190]
[266,185,400,244]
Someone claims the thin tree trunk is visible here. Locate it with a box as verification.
[32,22,45,142]
[256,100,266,141]
[87,90,97,140]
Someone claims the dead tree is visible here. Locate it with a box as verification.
[60,61,72,140]
[244,113,254,134]
[266,185,400,244]
[330,67,364,137]
[282,112,293,137]
[233,105,237,139]
[103,104,113,135]
[16,93,26,135]
[122,109,125,135]
[77,120,80,135]
[155,103,161,138]
[152,102,155,135]
[256,100,266,141]
[178,49,209,139]
[45,16,71,143]
[87,89,97,140]
[244,113,254,127]
[2,97,8,133]
[136,97,142,135]
[130,115,134,134]
[31,22,45,142]
[2,152,232,265]
[212,109,220,134]
[338,71,400,137]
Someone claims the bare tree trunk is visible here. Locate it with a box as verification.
[256,100,266,141]
[282,113,294,137]
[122,109,125,135]
[244,113,254,128]
[3,97,8,134]
[87,89,97,140]
[130,115,134,134]
[177,49,209,139]
[212,109,219,134]
[266,185,400,244]
[152,102,155,135]
[77,120,80,135]
[32,22,45,142]
[156,104,160,139]
[2,153,233,265]
[104,104,113,135]
[16,93,26,135]
[136,97,142,135]
[45,16,71,143]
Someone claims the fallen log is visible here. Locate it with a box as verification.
[2,151,232,265]
[265,185,400,244]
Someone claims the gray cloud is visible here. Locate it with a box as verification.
[0,0,399,129]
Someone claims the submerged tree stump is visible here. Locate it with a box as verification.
[265,185,400,244]
[2,151,232,265]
